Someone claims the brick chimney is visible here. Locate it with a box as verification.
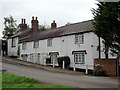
[31,16,38,32]
[51,20,57,29]
[20,18,27,31]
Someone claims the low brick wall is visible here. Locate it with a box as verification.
[94,58,117,76]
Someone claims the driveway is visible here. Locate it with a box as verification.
[2,59,119,88]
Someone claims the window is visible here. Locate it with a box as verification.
[74,52,85,64]
[33,41,39,48]
[22,42,27,50]
[47,39,52,47]
[11,38,16,47]
[75,34,84,44]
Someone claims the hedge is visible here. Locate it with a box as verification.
[57,56,70,68]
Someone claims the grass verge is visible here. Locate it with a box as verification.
[2,72,72,88]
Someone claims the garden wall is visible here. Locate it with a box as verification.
[94,58,117,76]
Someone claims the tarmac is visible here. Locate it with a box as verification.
[2,56,85,75]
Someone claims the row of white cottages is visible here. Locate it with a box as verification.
[7,17,115,70]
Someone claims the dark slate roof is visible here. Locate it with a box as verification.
[19,20,93,43]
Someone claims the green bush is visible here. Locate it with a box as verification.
[94,69,106,76]
[57,56,70,68]
[10,56,18,58]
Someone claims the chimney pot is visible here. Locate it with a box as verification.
[22,19,24,24]
[36,17,37,20]
[24,19,25,24]
[51,20,57,29]
[32,16,34,20]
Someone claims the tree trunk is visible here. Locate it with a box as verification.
[105,42,109,59]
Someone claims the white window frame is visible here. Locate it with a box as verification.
[75,34,84,44]
[33,41,39,48]
[11,38,16,47]
[47,38,52,47]
[22,42,27,50]
[74,52,85,64]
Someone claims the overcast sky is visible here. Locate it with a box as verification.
[0,0,98,39]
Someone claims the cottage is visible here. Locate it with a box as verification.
[7,16,115,71]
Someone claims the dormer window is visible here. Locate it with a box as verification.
[11,38,16,47]
[33,41,39,48]
[75,34,84,44]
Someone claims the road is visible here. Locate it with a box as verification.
[2,60,119,88]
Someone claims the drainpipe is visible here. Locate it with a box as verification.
[98,36,101,59]
[117,53,120,76]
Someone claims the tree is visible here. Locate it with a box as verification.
[38,24,51,31]
[65,22,71,26]
[92,2,120,59]
[3,15,17,39]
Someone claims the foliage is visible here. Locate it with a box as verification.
[3,15,17,39]
[38,24,51,31]
[95,64,101,67]
[57,56,70,68]
[9,56,18,58]
[94,69,106,76]
[65,22,71,26]
[17,45,20,57]
[91,2,120,58]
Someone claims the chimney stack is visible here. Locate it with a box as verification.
[24,19,25,24]
[31,16,38,32]
[22,19,24,24]
[51,20,57,29]
[20,18,27,31]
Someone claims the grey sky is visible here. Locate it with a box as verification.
[0,0,98,38]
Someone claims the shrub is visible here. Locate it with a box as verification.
[17,45,20,57]
[57,56,70,68]
[10,56,18,58]
[46,58,51,63]
[94,69,106,76]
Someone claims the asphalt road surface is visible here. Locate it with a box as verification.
[2,60,119,88]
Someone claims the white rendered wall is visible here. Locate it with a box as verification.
[20,32,116,70]
[20,32,97,70]
[8,37,18,56]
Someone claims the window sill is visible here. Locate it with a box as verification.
[34,47,39,49]
[75,43,84,45]
[11,46,16,48]
[75,63,85,64]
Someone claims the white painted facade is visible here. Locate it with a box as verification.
[7,30,116,70]
[7,37,19,56]
[18,31,114,70]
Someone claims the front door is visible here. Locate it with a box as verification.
[49,52,59,66]
[50,54,57,64]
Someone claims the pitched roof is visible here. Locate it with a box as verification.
[19,20,93,43]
